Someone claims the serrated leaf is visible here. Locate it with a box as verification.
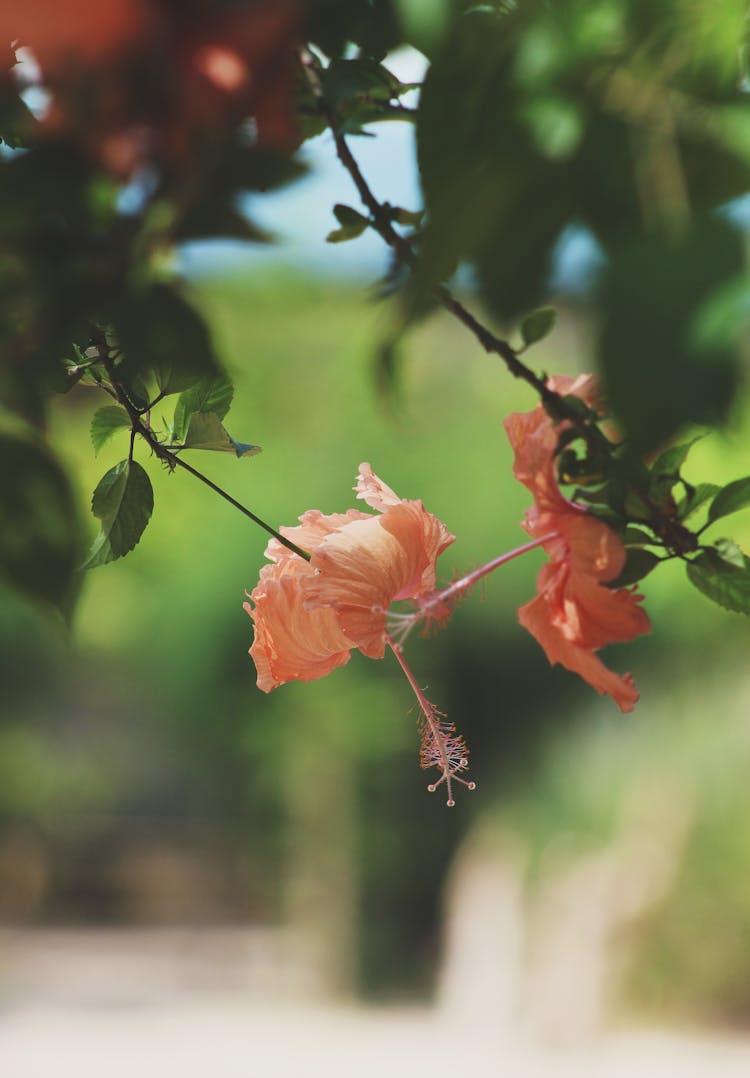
[173,375,234,444]
[521,307,556,347]
[686,550,750,615]
[90,406,130,453]
[183,412,261,458]
[81,460,153,570]
[708,476,750,522]
[714,537,745,569]
[607,548,661,588]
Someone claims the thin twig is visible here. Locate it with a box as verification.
[90,329,311,562]
[298,47,565,414]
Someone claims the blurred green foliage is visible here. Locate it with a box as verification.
[2,278,750,1013]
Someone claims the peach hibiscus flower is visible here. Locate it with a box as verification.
[244,464,455,691]
[504,375,651,712]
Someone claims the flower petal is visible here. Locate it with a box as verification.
[503,408,569,513]
[355,462,402,512]
[519,582,641,713]
[265,508,371,565]
[303,512,421,658]
[245,560,353,691]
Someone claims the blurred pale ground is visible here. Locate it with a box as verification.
[3,279,750,1075]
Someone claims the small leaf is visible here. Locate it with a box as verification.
[708,476,750,523]
[183,412,261,458]
[392,207,424,228]
[326,222,368,243]
[686,550,750,615]
[333,203,368,228]
[229,435,263,460]
[173,375,234,444]
[521,307,556,347]
[714,537,745,569]
[81,461,154,570]
[607,548,661,588]
[90,406,131,453]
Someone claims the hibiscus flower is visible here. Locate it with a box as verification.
[504,375,651,712]
[245,465,472,804]
[244,463,455,691]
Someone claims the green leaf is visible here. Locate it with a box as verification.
[621,526,657,546]
[90,406,131,454]
[326,204,369,243]
[520,306,556,347]
[81,460,154,570]
[708,476,750,522]
[676,482,720,519]
[333,203,368,228]
[326,223,368,243]
[0,433,81,610]
[173,375,234,444]
[686,550,750,615]
[650,437,702,481]
[323,58,404,109]
[714,537,746,569]
[392,207,424,228]
[648,436,703,501]
[607,548,661,588]
[183,412,261,459]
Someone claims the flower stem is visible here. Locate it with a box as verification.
[169,454,311,561]
[387,531,559,647]
[429,531,558,609]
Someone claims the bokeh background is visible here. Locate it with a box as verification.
[5,46,750,1078]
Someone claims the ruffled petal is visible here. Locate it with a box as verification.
[245,560,353,691]
[503,408,569,513]
[355,462,402,512]
[304,510,429,658]
[561,513,625,581]
[518,587,641,713]
[380,501,456,596]
[264,507,371,565]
